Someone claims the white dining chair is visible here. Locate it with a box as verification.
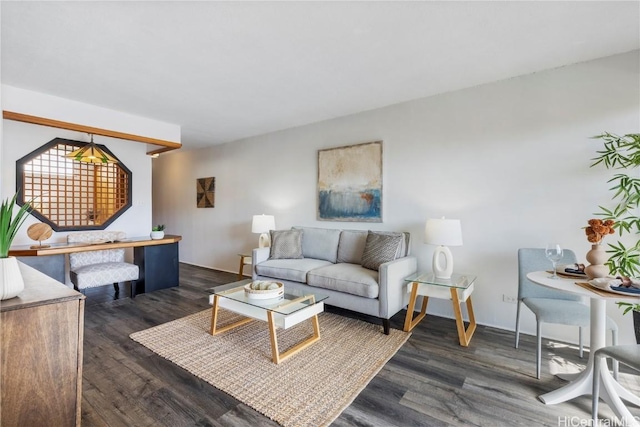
[68,231,139,298]
[515,248,618,379]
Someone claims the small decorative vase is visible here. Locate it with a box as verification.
[584,244,609,279]
[150,230,165,240]
[0,256,25,300]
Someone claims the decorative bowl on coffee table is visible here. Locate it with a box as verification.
[244,281,284,300]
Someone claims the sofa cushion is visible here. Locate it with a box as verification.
[338,230,409,264]
[269,229,303,259]
[361,231,403,271]
[373,231,409,258]
[400,232,410,257]
[255,258,332,283]
[292,226,341,263]
[307,263,379,299]
[337,230,368,264]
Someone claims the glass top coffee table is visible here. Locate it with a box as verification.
[208,279,328,364]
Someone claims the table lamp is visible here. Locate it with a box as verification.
[424,218,463,279]
[252,214,275,248]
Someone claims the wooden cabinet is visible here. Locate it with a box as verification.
[1,262,85,427]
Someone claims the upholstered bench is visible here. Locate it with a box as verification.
[68,231,139,298]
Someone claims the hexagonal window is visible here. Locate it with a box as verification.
[16,138,132,231]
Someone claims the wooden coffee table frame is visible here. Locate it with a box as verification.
[209,288,322,364]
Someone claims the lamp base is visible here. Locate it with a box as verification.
[258,233,271,248]
[433,245,453,279]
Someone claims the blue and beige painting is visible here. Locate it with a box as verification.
[318,189,381,221]
[317,141,383,222]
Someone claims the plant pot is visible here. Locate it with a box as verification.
[585,244,609,279]
[0,257,25,300]
[633,311,640,345]
[150,231,165,240]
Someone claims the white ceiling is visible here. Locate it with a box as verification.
[2,1,639,150]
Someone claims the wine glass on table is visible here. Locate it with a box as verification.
[545,243,563,279]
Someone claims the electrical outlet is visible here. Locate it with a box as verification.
[503,294,517,304]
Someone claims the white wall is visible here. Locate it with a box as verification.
[153,51,640,344]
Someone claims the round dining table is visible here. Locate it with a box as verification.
[527,271,640,424]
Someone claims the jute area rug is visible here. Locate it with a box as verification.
[130,308,410,427]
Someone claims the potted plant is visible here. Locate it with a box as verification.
[150,224,165,240]
[0,193,32,300]
[590,132,640,343]
[616,302,640,344]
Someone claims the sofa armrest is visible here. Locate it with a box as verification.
[251,247,270,279]
[378,256,417,319]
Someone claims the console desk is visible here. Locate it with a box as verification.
[9,235,182,295]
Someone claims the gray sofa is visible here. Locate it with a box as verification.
[252,226,417,334]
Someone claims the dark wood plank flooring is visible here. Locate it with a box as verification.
[81,263,640,426]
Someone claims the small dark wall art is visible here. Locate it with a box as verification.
[197,177,215,208]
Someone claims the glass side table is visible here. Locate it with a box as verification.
[403,272,477,347]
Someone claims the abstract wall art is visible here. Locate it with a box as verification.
[197,177,215,208]
[317,141,382,222]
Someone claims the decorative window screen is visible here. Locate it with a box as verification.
[16,138,132,231]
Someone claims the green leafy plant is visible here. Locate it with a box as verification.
[616,301,640,314]
[590,132,640,278]
[0,193,32,258]
[152,224,165,232]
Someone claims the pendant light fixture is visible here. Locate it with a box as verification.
[65,134,118,164]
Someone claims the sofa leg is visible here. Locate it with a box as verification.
[383,319,390,335]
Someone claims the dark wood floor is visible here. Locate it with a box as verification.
[81,263,640,426]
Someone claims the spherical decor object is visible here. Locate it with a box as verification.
[27,223,53,249]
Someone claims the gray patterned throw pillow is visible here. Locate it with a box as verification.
[361,231,403,271]
[269,229,304,259]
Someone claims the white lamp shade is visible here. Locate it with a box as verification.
[252,215,275,234]
[424,218,463,247]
